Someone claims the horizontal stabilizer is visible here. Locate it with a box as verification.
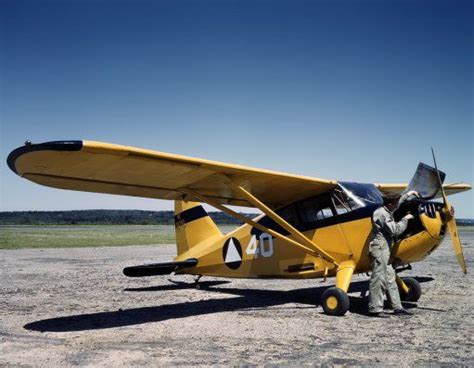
[123,258,198,277]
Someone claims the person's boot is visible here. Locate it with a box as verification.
[368,311,390,318]
[394,308,413,316]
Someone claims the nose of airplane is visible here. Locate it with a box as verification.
[418,202,444,239]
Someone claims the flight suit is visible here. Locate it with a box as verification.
[368,206,408,314]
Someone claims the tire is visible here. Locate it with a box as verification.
[322,287,350,316]
[399,277,422,302]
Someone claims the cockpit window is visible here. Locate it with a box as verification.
[297,195,334,225]
[332,188,361,215]
[332,183,382,215]
[254,182,383,235]
[277,205,301,228]
[338,182,383,205]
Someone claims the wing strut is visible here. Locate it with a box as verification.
[179,184,338,266]
[215,174,337,264]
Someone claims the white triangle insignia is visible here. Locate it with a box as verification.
[225,239,241,263]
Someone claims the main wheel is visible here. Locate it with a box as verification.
[322,287,350,316]
[399,277,422,302]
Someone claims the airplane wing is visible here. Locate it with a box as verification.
[376,183,471,199]
[7,140,337,208]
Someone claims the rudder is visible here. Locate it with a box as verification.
[174,200,222,257]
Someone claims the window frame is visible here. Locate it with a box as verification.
[254,183,380,235]
[294,192,337,229]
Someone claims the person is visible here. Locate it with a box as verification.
[368,190,419,317]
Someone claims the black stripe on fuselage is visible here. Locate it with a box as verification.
[174,206,208,226]
[7,140,83,175]
[251,204,378,237]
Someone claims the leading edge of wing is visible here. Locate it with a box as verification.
[7,139,336,185]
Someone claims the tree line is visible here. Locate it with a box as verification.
[0,210,258,225]
[0,210,471,226]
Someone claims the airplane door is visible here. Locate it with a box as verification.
[297,196,353,258]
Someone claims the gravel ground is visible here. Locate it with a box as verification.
[0,232,473,366]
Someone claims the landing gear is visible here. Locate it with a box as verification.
[167,272,203,288]
[320,260,355,316]
[398,277,422,302]
[322,287,350,316]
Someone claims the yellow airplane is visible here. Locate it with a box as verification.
[7,140,471,316]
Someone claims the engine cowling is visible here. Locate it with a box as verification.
[418,202,444,239]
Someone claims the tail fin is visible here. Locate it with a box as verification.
[174,200,222,257]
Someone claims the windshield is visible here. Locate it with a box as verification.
[338,182,383,206]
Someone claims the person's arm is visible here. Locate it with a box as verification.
[380,212,413,237]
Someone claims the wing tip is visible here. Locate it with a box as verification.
[6,140,83,175]
[444,183,472,194]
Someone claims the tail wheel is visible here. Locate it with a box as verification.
[399,277,422,302]
[322,287,350,316]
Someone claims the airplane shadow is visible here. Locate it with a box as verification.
[123,280,231,292]
[24,277,434,333]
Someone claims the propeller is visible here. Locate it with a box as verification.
[431,148,467,274]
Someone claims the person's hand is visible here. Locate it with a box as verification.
[404,214,414,220]
[406,190,419,198]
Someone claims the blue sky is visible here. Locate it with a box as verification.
[1,0,472,217]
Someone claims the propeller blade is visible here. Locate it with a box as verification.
[431,147,448,205]
[431,148,467,274]
[447,216,467,274]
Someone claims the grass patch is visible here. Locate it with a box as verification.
[2,224,471,250]
[0,225,237,249]
[458,225,474,232]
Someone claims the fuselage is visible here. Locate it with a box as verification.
[176,182,446,279]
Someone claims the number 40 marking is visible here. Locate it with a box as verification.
[245,233,273,258]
